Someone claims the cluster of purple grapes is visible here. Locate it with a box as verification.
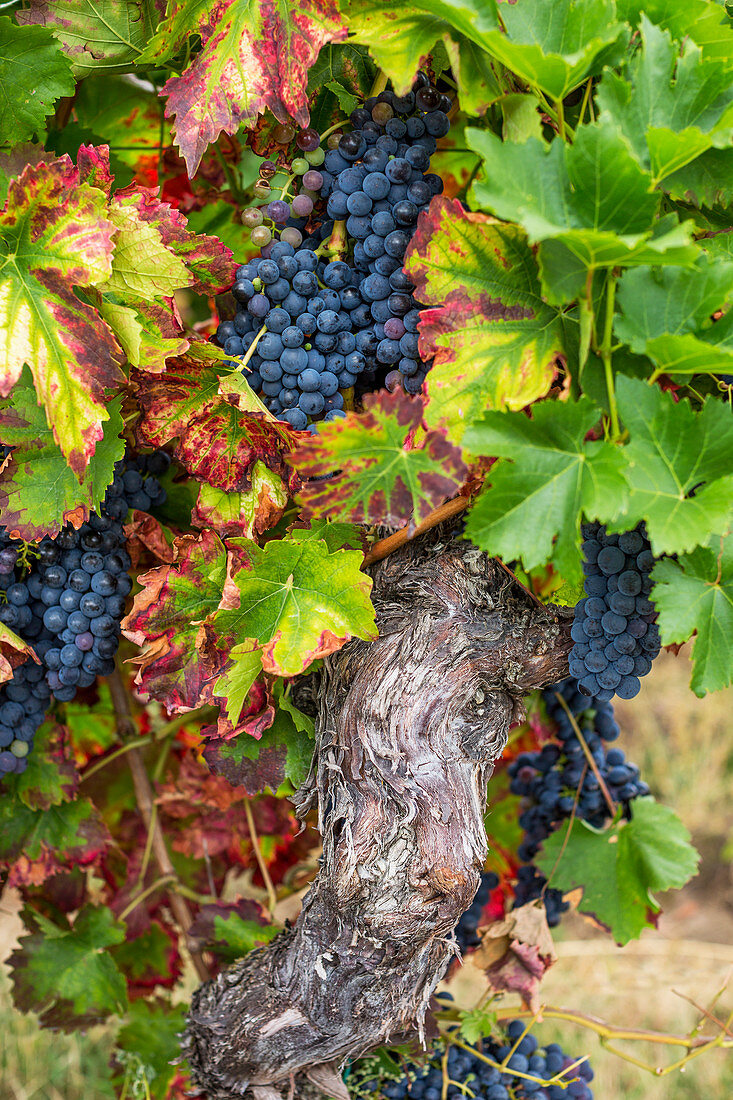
[0,452,169,779]
[508,678,649,927]
[570,523,661,701]
[216,74,450,427]
[453,871,499,952]
[362,1019,593,1100]
[316,77,449,394]
[215,249,356,428]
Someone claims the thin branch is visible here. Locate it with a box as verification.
[244,797,278,914]
[363,496,470,566]
[108,669,210,983]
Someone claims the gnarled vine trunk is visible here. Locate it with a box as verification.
[183,527,572,1099]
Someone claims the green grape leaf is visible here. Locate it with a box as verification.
[615,258,733,379]
[652,534,733,695]
[345,1,502,115]
[306,42,376,133]
[190,900,279,963]
[0,155,124,476]
[665,147,733,207]
[0,369,124,539]
[467,124,700,303]
[0,16,75,144]
[290,389,467,526]
[122,529,229,713]
[289,518,366,554]
[98,295,189,372]
[597,16,733,185]
[137,0,347,175]
[478,0,628,101]
[115,1000,188,1100]
[613,376,733,555]
[404,197,566,439]
[536,798,699,944]
[0,790,110,888]
[617,0,733,62]
[213,639,264,728]
[464,397,629,584]
[10,905,128,1028]
[215,538,376,677]
[17,1,162,76]
[133,354,298,493]
[325,80,360,115]
[191,461,289,539]
[111,922,181,997]
[73,74,163,170]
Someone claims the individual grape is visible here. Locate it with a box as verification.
[274,122,296,144]
[250,225,272,247]
[291,194,313,217]
[241,207,263,228]
[296,128,320,152]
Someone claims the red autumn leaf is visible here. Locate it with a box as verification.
[138,0,347,174]
[0,155,123,475]
[122,530,229,714]
[291,388,468,526]
[0,626,40,686]
[133,354,300,492]
[474,902,558,1015]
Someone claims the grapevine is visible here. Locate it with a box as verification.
[0,3,732,1100]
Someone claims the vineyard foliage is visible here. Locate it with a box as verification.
[0,0,731,1096]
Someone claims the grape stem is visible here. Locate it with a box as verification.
[599,273,620,440]
[244,796,278,914]
[553,690,618,818]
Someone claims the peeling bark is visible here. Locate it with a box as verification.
[183,527,572,1098]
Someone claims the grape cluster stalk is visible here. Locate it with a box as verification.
[0,452,169,778]
[508,677,649,925]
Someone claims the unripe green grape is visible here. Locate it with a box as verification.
[291,157,309,175]
[280,227,302,247]
[241,207,264,228]
[11,740,28,758]
[305,146,325,166]
[250,225,272,247]
[327,133,342,149]
[253,181,271,199]
[300,189,318,202]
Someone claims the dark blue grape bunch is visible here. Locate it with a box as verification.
[319,75,451,395]
[0,530,53,777]
[362,1020,593,1100]
[215,245,354,429]
[103,450,169,519]
[0,450,169,778]
[33,515,133,704]
[453,871,499,952]
[570,522,660,701]
[507,677,649,926]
